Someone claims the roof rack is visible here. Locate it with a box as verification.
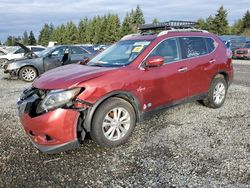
[139,20,197,32]
[158,29,209,36]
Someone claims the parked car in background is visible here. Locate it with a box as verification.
[233,43,250,60]
[0,44,46,66]
[0,47,8,56]
[4,45,97,82]
[17,21,233,154]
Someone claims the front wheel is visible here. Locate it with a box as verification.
[19,66,38,82]
[203,76,228,108]
[90,97,136,147]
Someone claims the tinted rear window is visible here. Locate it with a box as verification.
[180,37,207,59]
[205,38,216,53]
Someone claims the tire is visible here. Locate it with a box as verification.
[19,66,38,82]
[203,76,228,108]
[90,97,136,147]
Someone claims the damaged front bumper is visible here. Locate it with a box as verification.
[17,88,87,154]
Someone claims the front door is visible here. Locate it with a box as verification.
[44,46,67,71]
[139,38,189,112]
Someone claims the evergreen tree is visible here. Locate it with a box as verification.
[78,17,88,43]
[5,36,18,46]
[241,10,250,36]
[120,13,133,36]
[196,18,207,30]
[28,31,36,45]
[85,19,95,43]
[93,16,103,44]
[242,10,250,29]
[64,21,78,44]
[22,31,29,45]
[230,19,243,35]
[99,15,109,43]
[152,18,159,24]
[212,6,229,35]
[49,23,54,36]
[206,15,215,33]
[38,24,50,46]
[130,5,145,32]
[104,14,121,43]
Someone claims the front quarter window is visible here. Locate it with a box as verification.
[88,40,152,67]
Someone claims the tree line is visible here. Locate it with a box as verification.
[197,6,250,36]
[4,5,250,46]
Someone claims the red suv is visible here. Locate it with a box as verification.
[17,22,233,153]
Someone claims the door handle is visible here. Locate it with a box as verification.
[209,59,216,64]
[178,67,188,73]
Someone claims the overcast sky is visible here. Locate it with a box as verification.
[0,0,249,43]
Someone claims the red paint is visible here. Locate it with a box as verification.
[20,109,79,145]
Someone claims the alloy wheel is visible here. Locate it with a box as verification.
[21,68,36,81]
[102,107,131,141]
[213,82,226,105]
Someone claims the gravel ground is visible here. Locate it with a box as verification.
[0,60,249,187]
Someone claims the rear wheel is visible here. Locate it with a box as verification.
[19,66,38,82]
[90,97,136,147]
[203,76,228,108]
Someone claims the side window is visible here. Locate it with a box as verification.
[205,38,216,53]
[31,47,45,52]
[180,37,208,58]
[149,38,180,63]
[71,46,88,55]
[51,47,66,57]
[14,48,25,54]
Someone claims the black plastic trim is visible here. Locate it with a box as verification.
[30,139,80,154]
[140,93,208,121]
[83,91,141,132]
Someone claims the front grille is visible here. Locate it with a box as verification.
[19,87,47,117]
[236,50,248,55]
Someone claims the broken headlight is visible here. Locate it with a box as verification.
[41,88,81,112]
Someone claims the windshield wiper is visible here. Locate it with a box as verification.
[89,63,106,67]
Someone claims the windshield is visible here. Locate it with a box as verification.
[88,40,152,67]
[8,47,19,53]
[36,47,54,57]
[244,43,250,48]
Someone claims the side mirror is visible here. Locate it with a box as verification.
[47,53,52,58]
[144,56,164,67]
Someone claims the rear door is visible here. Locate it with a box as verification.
[139,37,189,111]
[43,46,67,71]
[179,37,219,96]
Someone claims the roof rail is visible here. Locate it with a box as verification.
[158,29,209,36]
[139,20,197,32]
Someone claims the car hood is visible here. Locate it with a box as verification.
[15,41,32,54]
[33,64,116,90]
[15,41,38,58]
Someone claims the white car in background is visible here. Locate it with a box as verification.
[0,44,46,67]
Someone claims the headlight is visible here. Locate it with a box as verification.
[41,88,81,111]
[7,63,15,70]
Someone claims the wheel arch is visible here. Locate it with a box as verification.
[83,91,142,132]
[211,70,229,85]
[18,65,40,77]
